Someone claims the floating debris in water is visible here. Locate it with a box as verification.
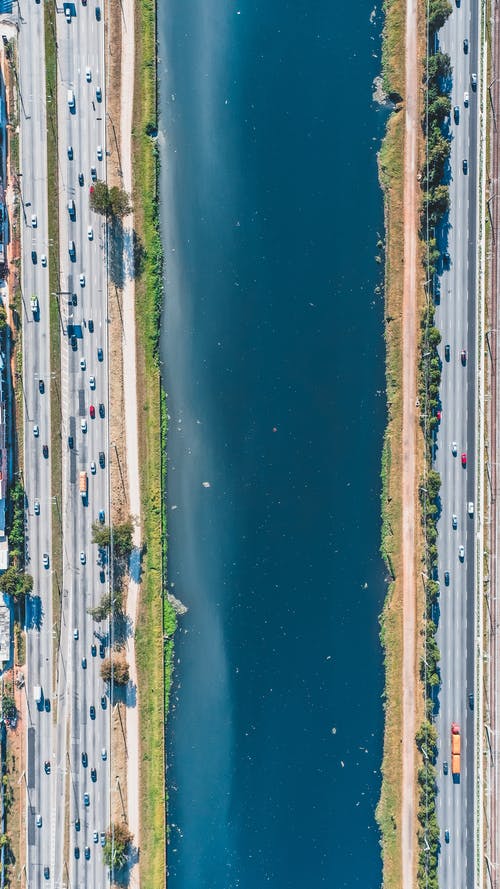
[202,481,211,488]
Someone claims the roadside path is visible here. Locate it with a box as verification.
[401,0,419,881]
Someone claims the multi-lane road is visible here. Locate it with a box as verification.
[435,0,480,886]
[19,3,112,886]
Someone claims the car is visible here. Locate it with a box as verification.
[36,815,42,827]
[97,348,103,362]
[90,705,96,719]
[74,846,80,859]
[88,318,94,332]
[71,335,77,351]
[97,145,103,161]
[459,545,465,560]
[67,145,73,159]
[93,831,99,843]
[436,409,442,421]
[31,214,37,227]
[453,105,460,123]
[81,752,87,767]
[89,184,94,194]
[85,67,91,82]
[99,509,105,523]
[461,349,467,365]
[43,444,48,458]
[74,628,79,640]
[463,158,468,174]
[33,424,39,437]
[100,644,105,658]
[34,500,40,515]
[444,570,450,586]
[471,72,478,89]
[468,501,474,516]
[461,452,467,466]
[80,358,86,371]
[452,514,457,529]
[83,793,90,807]
[44,867,50,880]
[464,37,469,52]
[81,419,87,433]
[85,846,91,860]
[75,818,81,831]
[82,657,87,669]
[99,402,105,417]
[31,249,37,263]
[100,831,106,846]
[101,695,107,709]
[72,292,78,306]
[99,451,105,467]
[90,404,96,418]
[96,5,101,19]
[39,379,44,393]
[91,166,97,181]
[45,698,50,712]
[44,761,50,774]
[80,552,86,564]
[79,273,85,287]
[90,376,96,389]
[91,644,97,656]
[99,569,105,583]
[443,252,450,268]
[451,441,457,455]
[88,226,93,240]
[43,553,49,568]
[90,461,97,474]
[464,91,469,106]
[41,254,47,267]
[68,435,74,449]
[91,767,97,781]
[469,693,474,709]
[79,172,84,186]
[445,830,450,844]
[65,6,71,21]
[96,87,102,102]
[101,748,107,760]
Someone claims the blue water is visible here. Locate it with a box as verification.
[159,2,388,886]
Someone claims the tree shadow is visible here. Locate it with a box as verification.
[108,219,145,290]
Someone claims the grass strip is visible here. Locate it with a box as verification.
[43,0,63,671]
[132,0,176,883]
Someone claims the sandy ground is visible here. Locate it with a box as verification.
[401,0,419,882]
[116,0,142,882]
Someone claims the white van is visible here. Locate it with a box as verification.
[67,89,75,110]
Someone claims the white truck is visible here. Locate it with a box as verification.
[30,295,39,315]
[33,685,43,707]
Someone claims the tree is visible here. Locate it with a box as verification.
[2,695,16,719]
[103,823,133,869]
[113,519,134,558]
[0,304,7,334]
[109,185,131,218]
[101,656,129,686]
[92,523,111,548]
[89,181,131,219]
[87,589,123,621]
[429,0,452,34]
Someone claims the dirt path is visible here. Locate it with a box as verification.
[401,0,419,881]
[117,0,141,882]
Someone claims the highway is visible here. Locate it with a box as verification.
[54,3,111,888]
[18,3,55,886]
[434,0,479,886]
[18,2,111,886]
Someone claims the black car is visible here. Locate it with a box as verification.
[99,643,105,658]
[101,695,107,709]
[44,761,50,774]
[469,693,474,710]
[67,145,73,160]
[31,250,37,263]
[443,760,449,775]
[43,445,48,458]
[95,5,101,19]
[453,105,460,124]
[91,167,97,182]
[99,403,105,418]
[68,436,74,449]
[463,158,468,174]
[463,37,469,52]
[82,752,88,767]
[88,318,94,332]
[91,767,97,782]
[90,705,96,720]
[38,379,44,393]
[71,335,77,351]
[444,344,450,361]
[91,644,97,657]
[97,347,103,361]
[99,570,105,584]
[99,451,105,467]
[44,698,50,712]
[78,172,84,186]
[74,847,80,860]
[444,570,450,586]
[75,818,81,831]
[72,293,77,306]
[44,868,50,880]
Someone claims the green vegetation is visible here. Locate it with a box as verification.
[90,180,131,218]
[103,822,134,872]
[101,656,129,686]
[91,519,134,558]
[87,589,123,622]
[421,50,452,270]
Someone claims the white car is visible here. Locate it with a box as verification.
[85,67,92,82]
[90,461,96,474]
[34,499,40,516]
[73,628,79,640]
[36,815,42,828]
[80,358,86,371]
[80,552,86,565]
[87,226,93,240]
[31,214,37,227]
[40,254,47,267]
[451,441,457,455]
[459,545,465,560]
[96,145,103,161]
[464,91,469,106]
[468,501,474,516]
[452,514,457,529]
[81,419,87,433]
[89,376,96,389]
[43,553,49,568]
[65,6,71,21]
[79,273,85,287]
[33,424,39,437]
[101,748,107,760]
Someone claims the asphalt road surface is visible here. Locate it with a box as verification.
[434,0,479,886]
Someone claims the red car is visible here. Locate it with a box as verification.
[461,452,467,466]
[436,410,442,421]
[461,349,467,365]
[89,185,95,194]
[89,405,95,418]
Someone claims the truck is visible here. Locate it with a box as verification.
[33,686,43,707]
[79,471,88,501]
[30,295,39,315]
[451,722,461,776]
